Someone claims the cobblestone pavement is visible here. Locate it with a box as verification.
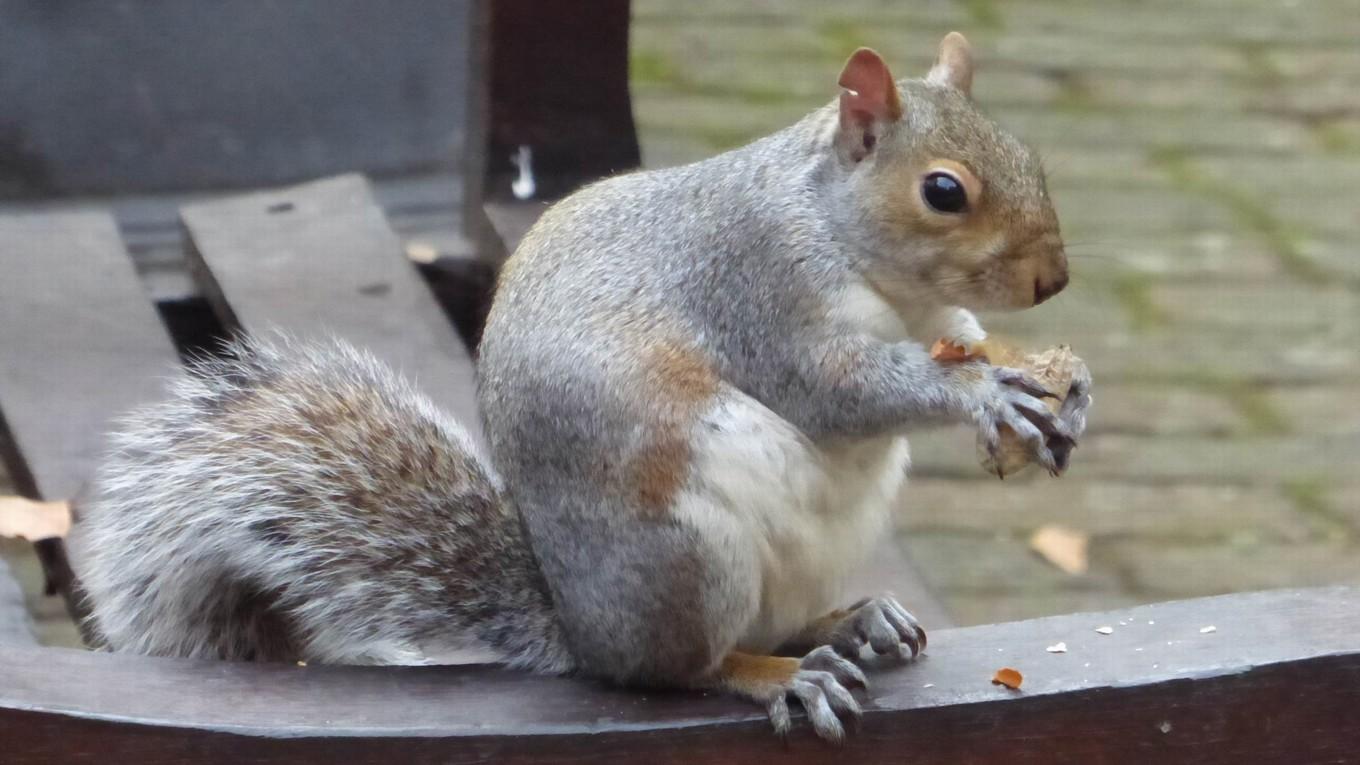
[630,0,1360,625]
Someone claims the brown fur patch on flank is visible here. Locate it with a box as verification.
[717,651,801,695]
[629,338,719,515]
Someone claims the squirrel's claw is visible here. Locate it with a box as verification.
[777,646,866,743]
[995,367,1059,400]
[822,595,927,662]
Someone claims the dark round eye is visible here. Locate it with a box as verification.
[921,171,968,213]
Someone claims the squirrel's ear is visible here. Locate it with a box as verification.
[926,32,974,96]
[836,48,903,162]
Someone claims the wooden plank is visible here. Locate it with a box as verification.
[180,174,484,444]
[0,212,181,501]
[2,587,1355,762]
[0,557,35,646]
[0,171,493,304]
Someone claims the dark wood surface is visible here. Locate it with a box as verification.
[180,174,484,445]
[0,172,492,304]
[3,587,1355,763]
[485,0,640,201]
[0,212,182,501]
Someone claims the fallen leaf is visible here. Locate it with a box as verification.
[1029,524,1089,575]
[991,667,1023,690]
[0,496,71,541]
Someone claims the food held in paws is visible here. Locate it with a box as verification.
[930,338,1087,478]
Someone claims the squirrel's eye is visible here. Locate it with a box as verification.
[921,172,968,214]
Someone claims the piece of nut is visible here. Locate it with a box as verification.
[976,340,1085,478]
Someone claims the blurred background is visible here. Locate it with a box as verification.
[1,0,1357,644]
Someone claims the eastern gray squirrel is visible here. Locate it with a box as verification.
[77,34,1090,742]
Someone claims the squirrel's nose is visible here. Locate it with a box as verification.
[1033,270,1068,305]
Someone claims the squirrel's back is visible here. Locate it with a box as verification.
[77,334,570,670]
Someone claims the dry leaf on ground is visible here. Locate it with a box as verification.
[991,667,1023,689]
[0,496,72,541]
[1029,524,1089,575]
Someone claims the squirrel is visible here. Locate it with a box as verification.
[76,33,1089,742]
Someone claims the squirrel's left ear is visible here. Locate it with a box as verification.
[926,32,974,96]
[836,48,903,162]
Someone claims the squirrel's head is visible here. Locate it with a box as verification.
[832,33,1067,312]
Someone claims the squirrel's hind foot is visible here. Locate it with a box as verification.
[784,594,927,663]
[717,647,866,743]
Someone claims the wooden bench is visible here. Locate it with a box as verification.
[2,586,1354,762]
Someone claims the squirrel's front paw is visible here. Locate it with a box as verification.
[765,647,867,743]
[822,594,926,662]
[974,367,1075,476]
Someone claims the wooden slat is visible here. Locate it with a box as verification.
[0,557,35,646]
[2,587,1355,763]
[0,212,181,501]
[180,174,484,445]
[0,172,492,304]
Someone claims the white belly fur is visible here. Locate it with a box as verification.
[673,394,911,653]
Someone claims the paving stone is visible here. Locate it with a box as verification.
[1299,237,1360,281]
[1061,235,1283,280]
[938,588,1148,629]
[1107,539,1360,598]
[1149,283,1359,329]
[1035,324,1357,384]
[899,478,1323,543]
[900,534,1119,594]
[1268,386,1360,436]
[999,108,1314,155]
[1082,385,1247,437]
[1194,155,1360,197]
[1050,186,1239,234]
[907,428,1360,486]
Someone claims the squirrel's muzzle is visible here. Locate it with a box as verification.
[1033,268,1068,305]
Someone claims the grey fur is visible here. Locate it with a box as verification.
[79,49,1079,735]
[479,75,1071,685]
[78,334,571,672]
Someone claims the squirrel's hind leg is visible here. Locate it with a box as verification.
[712,648,866,743]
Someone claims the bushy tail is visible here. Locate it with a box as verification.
[76,334,572,672]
